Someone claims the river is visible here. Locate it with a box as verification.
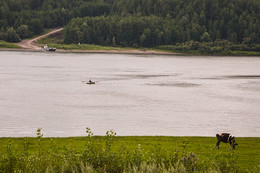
[0,51,259,137]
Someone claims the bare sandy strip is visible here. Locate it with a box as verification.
[12,28,175,55]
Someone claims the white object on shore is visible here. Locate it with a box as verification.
[43,45,56,51]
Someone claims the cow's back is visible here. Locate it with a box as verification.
[216,133,230,143]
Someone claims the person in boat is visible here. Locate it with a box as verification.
[87,80,96,84]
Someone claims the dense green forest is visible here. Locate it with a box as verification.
[0,0,109,42]
[0,0,259,49]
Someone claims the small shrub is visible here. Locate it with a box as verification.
[212,151,240,173]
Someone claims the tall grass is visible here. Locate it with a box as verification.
[0,41,20,49]
[0,128,258,173]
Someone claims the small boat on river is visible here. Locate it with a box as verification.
[86,80,95,84]
[87,81,95,84]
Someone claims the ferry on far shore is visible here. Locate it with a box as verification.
[43,45,56,51]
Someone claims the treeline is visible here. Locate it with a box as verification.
[63,16,181,47]
[0,0,260,47]
[110,0,260,45]
[64,0,260,47]
[0,0,109,42]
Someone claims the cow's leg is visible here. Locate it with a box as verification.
[233,139,237,149]
[216,141,220,149]
[229,140,235,149]
[231,140,236,149]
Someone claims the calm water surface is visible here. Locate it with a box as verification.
[0,51,259,137]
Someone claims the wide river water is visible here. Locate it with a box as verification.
[0,51,259,137]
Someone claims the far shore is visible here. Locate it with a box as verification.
[2,46,260,56]
[1,28,259,56]
[0,47,179,55]
[0,28,175,55]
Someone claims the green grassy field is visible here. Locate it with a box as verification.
[0,129,259,172]
[0,40,20,49]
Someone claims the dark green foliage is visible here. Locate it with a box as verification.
[200,32,211,43]
[29,18,44,35]
[0,0,259,47]
[63,16,182,47]
[74,2,110,18]
[159,40,260,55]
[16,25,32,39]
[63,0,260,47]
[6,27,20,42]
[0,0,109,42]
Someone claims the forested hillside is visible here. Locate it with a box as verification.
[0,0,109,42]
[0,0,259,48]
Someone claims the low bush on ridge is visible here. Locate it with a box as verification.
[0,128,255,173]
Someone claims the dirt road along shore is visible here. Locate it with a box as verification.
[17,28,63,50]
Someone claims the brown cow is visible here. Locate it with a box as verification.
[216,133,238,149]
